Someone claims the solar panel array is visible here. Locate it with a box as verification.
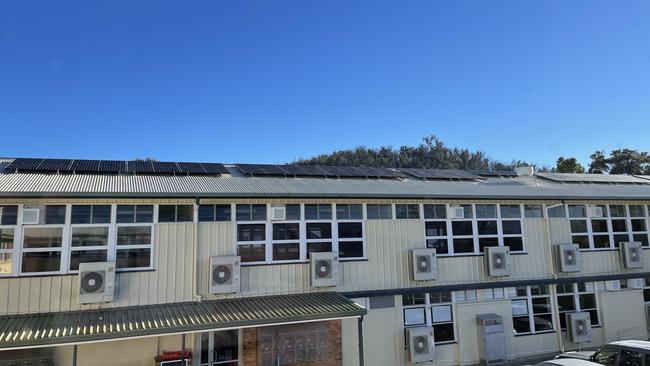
[399,168,484,180]
[236,164,405,178]
[536,173,650,185]
[3,158,229,175]
[469,170,519,178]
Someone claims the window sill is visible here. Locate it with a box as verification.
[514,330,556,337]
[438,252,527,258]
[1,268,156,279]
[241,258,369,267]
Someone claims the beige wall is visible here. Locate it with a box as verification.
[0,223,194,315]
[599,289,648,342]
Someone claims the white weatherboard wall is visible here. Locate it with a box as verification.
[0,223,194,315]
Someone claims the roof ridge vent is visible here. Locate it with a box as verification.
[516,166,534,177]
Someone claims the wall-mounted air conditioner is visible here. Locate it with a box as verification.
[78,262,116,304]
[448,206,465,219]
[566,312,592,343]
[410,248,437,281]
[554,244,581,273]
[270,206,286,221]
[620,242,644,269]
[406,326,435,363]
[310,252,338,287]
[209,256,241,294]
[22,208,41,224]
[485,246,511,277]
[589,206,604,218]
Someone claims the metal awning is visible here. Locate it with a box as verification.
[0,292,366,350]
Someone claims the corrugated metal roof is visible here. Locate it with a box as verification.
[0,292,365,350]
[537,172,650,184]
[1,173,650,200]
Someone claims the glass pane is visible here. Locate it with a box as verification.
[285,204,301,220]
[593,235,610,248]
[198,205,215,222]
[237,244,266,262]
[610,205,627,218]
[379,204,393,219]
[273,223,299,240]
[403,294,426,305]
[532,297,551,314]
[579,294,597,309]
[116,248,151,268]
[22,252,61,272]
[395,205,407,219]
[214,330,239,362]
[533,314,554,332]
[511,299,529,315]
[513,316,531,334]
[433,323,454,343]
[530,285,549,296]
[461,205,473,218]
[251,205,267,221]
[306,242,332,256]
[307,223,331,239]
[451,221,473,236]
[475,204,497,219]
[572,235,589,249]
[477,221,498,235]
[200,332,209,363]
[0,205,18,225]
[23,227,63,248]
[619,350,642,366]
[629,205,645,218]
[45,205,66,224]
[568,205,587,218]
[431,305,452,322]
[570,220,588,233]
[426,239,448,255]
[135,205,153,223]
[407,204,420,219]
[611,219,627,232]
[366,205,379,220]
[423,204,446,219]
[71,205,92,224]
[272,243,300,261]
[336,205,349,220]
[478,237,498,253]
[614,234,630,247]
[591,219,608,232]
[349,204,363,220]
[318,205,332,220]
[237,224,266,241]
[453,238,474,253]
[0,228,14,250]
[592,349,618,366]
[524,205,544,218]
[176,205,194,222]
[236,204,251,221]
[502,220,522,235]
[632,219,647,232]
[215,205,231,221]
[339,241,364,258]
[403,308,425,326]
[338,223,362,238]
[500,205,521,219]
[305,205,318,220]
[116,205,135,223]
[556,295,575,312]
[117,226,152,245]
[92,205,111,224]
[69,250,108,271]
[0,253,12,274]
[504,237,524,252]
[547,205,566,218]
[425,221,446,237]
[429,291,452,303]
[71,227,109,247]
[633,234,649,246]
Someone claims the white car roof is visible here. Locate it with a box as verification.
[540,359,601,366]
[609,340,650,351]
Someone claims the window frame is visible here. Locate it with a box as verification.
[0,206,20,276]
[509,285,555,335]
[568,204,650,251]
[402,291,456,345]
[556,282,600,330]
[195,330,240,366]
[19,205,69,275]
[68,204,114,272]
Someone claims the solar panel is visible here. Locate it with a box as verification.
[4,158,44,172]
[152,161,181,173]
[71,160,101,172]
[281,165,320,176]
[177,162,206,174]
[321,166,351,177]
[236,164,266,175]
[99,160,127,173]
[362,166,404,178]
[128,161,154,173]
[400,168,483,180]
[470,170,519,178]
[258,165,290,175]
[38,159,73,172]
[201,163,229,175]
[536,173,650,184]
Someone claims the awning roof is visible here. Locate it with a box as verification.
[0,292,365,350]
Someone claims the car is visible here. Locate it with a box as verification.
[556,340,650,366]
[534,358,602,366]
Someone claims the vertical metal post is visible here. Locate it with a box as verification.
[181,333,186,364]
[358,316,365,366]
[72,345,78,366]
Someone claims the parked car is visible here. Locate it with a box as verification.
[535,358,602,366]
[556,340,650,366]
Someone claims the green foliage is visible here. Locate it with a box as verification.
[588,149,650,175]
[554,157,585,173]
[295,135,538,170]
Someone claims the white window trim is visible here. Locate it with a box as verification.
[114,204,156,272]
[19,204,69,276]
[568,204,650,251]
[556,282,601,329]
[402,292,457,345]
[0,205,21,276]
[509,285,555,335]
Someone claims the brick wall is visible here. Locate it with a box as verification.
[242,320,342,366]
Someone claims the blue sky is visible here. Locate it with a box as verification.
[1,0,649,167]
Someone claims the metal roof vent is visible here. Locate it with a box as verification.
[516,166,534,177]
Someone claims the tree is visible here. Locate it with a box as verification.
[554,157,585,173]
[588,151,609,174]
[607,149,650,175]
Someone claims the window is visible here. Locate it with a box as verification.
[620,350,642,366]
[547,204,566,218]
[335,204,362,220]
[68,204,112,271]
[476,204,499,253]
[305,204,332,220]
[71,205,111,224]
[258,323,329,364]
[198,204,231,222]
[270,205,300,261]
[451,205,475,254]
[500,205,524,252]
[395,204,420,220]
[236,224,266,263]
[197,330,239,366]
[524,204,544,218]
[116,205,153,270]
[236,204,267,221]
[158,205,194,222]
[0,205,19,225]
[568,204,650,250]
[424,204,448,255]
[591,348,619,366]
[556,282,599,329]
[306,222,332,257]
[402,292,455,344]
[643,278,650,303]
[0,228,15,275]
[510,285,554,335]
[366,204,392,220]
[21,205,67,274]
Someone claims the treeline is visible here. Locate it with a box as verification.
[295,135,650,175]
